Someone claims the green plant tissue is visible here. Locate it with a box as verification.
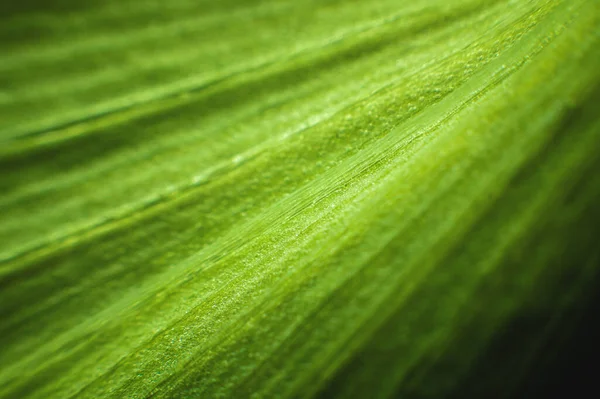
[0,0,599,398]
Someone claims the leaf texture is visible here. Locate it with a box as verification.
[1,0,599,398]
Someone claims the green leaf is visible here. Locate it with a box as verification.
[1,0,599,398]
